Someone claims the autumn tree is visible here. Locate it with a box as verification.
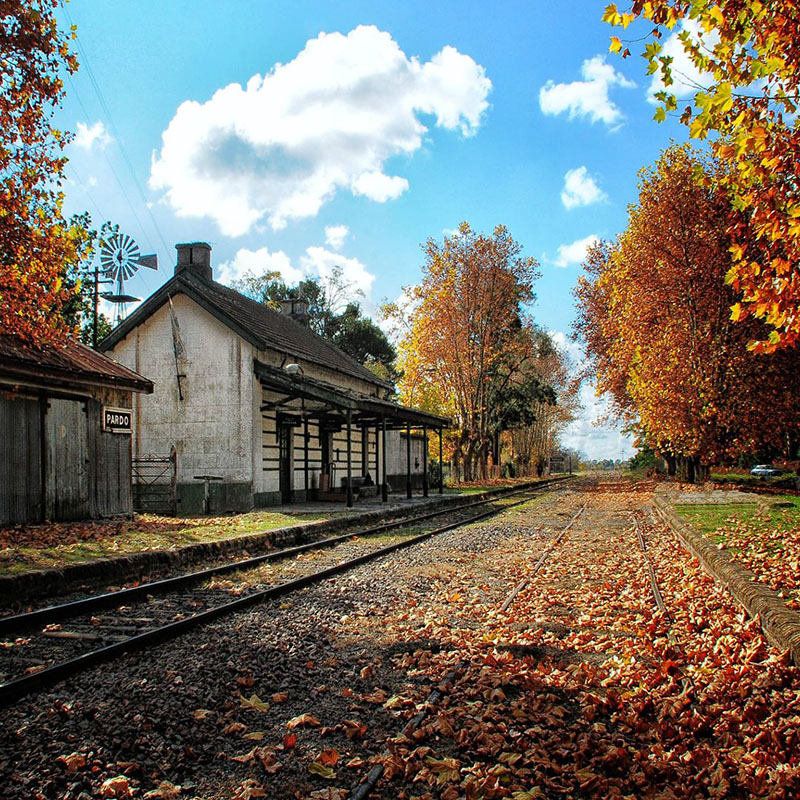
[506,331,578,477]
[574,145,800,480]
[606,1,800,351]
[0,0,93,345]
[389,222,548,481]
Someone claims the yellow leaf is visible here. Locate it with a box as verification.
[308,762,336,779]
[287,712,322,728]
[240,694,270,712]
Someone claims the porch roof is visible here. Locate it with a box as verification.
[254,359,449,430]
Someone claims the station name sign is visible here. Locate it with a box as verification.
[102,406,133,433]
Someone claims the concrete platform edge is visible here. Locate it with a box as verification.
[652,496,800,665]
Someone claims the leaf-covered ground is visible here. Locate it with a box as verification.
[676,499,800,611]
[0,511,327,576]
[0,478,797,799]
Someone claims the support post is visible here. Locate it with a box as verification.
[406,422,412,499]
[439,428,444,494]
[381,416,388,502]
[374,422,379,489]
[346,410,353,508]
[303,416,309,500]
[92,265,99,349]
[361,424,368,478]
[422,425,429,498]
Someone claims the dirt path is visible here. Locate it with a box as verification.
[1,477,798,799]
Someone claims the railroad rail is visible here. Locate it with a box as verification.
[352,495,589,799]
[0,478,572,708]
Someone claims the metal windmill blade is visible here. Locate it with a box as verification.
[98,232,159,324]
[100,233,159,283]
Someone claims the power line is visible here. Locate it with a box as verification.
[60,1,173,266]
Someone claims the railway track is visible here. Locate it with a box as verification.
[352,496,588,800]
[356,479,686,799]
[0,478,570,708]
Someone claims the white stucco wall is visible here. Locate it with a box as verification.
[110,294,257,485]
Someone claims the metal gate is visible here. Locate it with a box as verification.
[132,448,177,515]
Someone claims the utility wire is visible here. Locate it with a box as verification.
[60,0,173,269]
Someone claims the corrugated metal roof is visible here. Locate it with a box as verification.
[0,335,153,392]
[102,271,394,391]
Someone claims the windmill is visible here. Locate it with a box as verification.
[98,233,158,328]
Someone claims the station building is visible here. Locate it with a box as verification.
[101,242,447,514]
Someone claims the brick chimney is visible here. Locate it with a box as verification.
[279,297,310,326]
[175,242,212,281]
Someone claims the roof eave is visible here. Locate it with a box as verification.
[0,358,153,394]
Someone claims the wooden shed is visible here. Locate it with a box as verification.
[0,335,153,524]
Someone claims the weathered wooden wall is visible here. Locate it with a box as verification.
[0,389,134,525]
[0,393,43,524]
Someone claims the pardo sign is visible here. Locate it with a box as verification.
[103,406,133,433]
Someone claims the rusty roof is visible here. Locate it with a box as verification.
[0,335,153,393]
[100,271,394,391]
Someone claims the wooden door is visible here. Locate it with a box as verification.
[0,394,43,524]
[45,398,90,520]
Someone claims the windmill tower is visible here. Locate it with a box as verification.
[99,233,158,326]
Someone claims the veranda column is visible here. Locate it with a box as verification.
[422,425,429,498]
[346,410,353,508]
[406,422,412,499]
[439,428,444,494]
[381,416,388,502]
[303,416,309,500]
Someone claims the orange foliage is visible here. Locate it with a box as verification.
[606,1,800,351]
[391,223,540,481]
[574,145,800,469]
[0,1,92,345]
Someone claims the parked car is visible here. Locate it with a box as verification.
[750,464,784,477]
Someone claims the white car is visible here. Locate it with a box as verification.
[750,464,784,477]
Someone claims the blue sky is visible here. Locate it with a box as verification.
[54,1,698,460]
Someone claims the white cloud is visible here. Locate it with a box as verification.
[648,19,717,102]
[150,26,492,236]
[74,121,112,150]
[215,247,304,286]
[216,244,374,309]
[324,224,349,250]
[301,246,375,307]
[553,233,599,268]
[561,166,607,210]
[561,382,635,461]
[539,55,635,126]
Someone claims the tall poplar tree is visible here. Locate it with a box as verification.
[392,222,542,481]
[606,1,800,352]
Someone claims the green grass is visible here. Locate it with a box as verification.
[443,476,568,494]
[709,469,798,490]
[0,511,328,576]
[674,497,800,543]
